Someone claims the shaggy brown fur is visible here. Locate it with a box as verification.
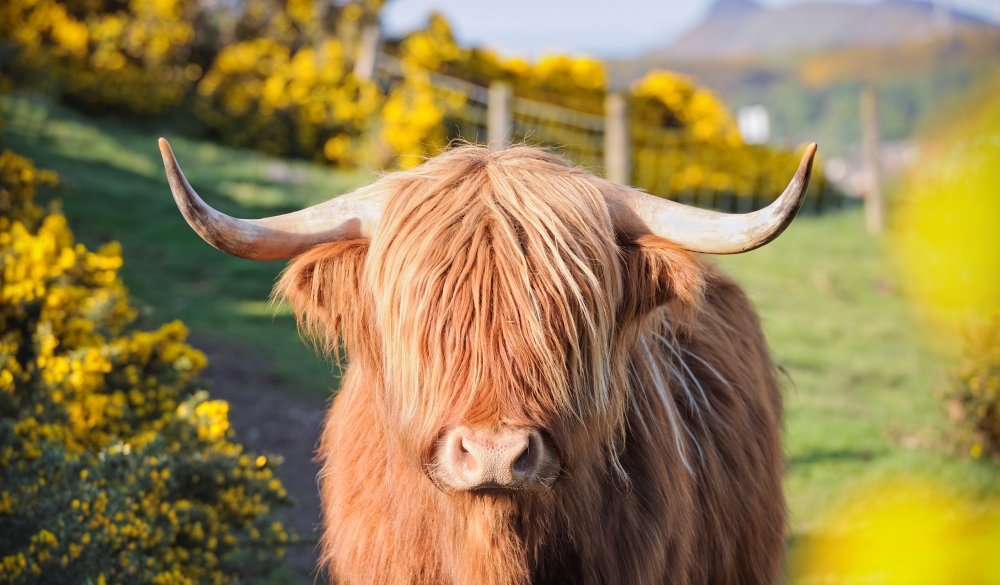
[274,146,785,584]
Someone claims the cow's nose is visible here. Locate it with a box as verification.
[436,426,557,491]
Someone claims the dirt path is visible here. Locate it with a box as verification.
[192,336,331,584]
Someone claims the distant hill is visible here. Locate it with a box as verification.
[605,0,1000,158]
[648,0,997,62]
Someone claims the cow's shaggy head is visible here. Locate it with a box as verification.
[274,147,706,492]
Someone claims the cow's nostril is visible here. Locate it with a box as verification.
[454,436,478,476]
[512,438,536,476]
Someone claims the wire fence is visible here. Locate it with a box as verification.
[510,97,605,171]
[374,53,490,142]
[373,52,843,214]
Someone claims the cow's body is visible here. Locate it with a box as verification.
[312,272,783,585]
[273,147,786,585]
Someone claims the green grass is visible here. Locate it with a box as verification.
[714,213,1000,537]
[4,94,999,571]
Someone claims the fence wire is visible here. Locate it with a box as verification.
[510,97,605,171]
[373,52,842,213]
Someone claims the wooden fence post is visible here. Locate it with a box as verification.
[604,92,631,185]
[353,24,380,82]
[488,82,513,150]
[861,85,884,234]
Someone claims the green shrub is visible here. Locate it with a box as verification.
[0,137,292,583]
[941,315,1000,463]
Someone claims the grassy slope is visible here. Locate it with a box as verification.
[1,95,370,399]
[4,95,998,564]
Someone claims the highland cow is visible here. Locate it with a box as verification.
[159,139,816,585]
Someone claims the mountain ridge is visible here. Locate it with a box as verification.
[649,0,998,62]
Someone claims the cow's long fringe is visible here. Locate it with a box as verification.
[274,145,785,584]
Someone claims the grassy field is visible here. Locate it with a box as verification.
[4,94,999,578]
[715,214,1000,535]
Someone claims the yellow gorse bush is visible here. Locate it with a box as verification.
[632,70,740,143]
[195,36,382,163]
[630,70,823,204]
[0,0,200,114]
[890,73,1000,463]
[528,55,608,93]
[0,142,292,583]
[191,0,385,165]
[380,13,468,167]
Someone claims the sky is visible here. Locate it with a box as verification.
[380,0,1000,58]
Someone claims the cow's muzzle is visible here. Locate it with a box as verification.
[433,426,559,492]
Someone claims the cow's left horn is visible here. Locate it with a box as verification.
[609,143,817,254]
[158,138,383,260]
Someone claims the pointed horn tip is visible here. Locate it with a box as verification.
[786,142,817,190]
[158,139,180,173]
[803,142,818,163]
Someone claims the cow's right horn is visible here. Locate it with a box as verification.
[608,143,817,254]
[159,138,384,260]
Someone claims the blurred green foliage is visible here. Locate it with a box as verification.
[941,317,1000,464]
